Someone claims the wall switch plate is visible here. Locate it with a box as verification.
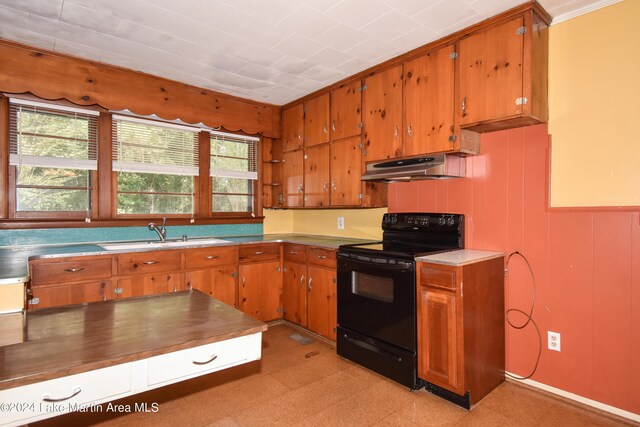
[548,331,561,352]
[337,217,345,230]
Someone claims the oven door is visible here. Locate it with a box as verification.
[337,252,416,351]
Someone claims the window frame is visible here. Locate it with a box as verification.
[0,95,264,228]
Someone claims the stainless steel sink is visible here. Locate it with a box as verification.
[99,238,230,251]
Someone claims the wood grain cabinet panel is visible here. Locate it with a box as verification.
[404,45,457,156]
[185,265,237,308]
[330,81,362,141]
[304,144,330,207]
[417,258,505,406]
[304,94,330,147]
[282,150,304,208]
[307,264,337,341]
[458,12,548,132]
[283,243,307,264]
[362,65,403,161]
[30,256,113,285]
[282,261,307,326]
[238,243,280,263]
[184,246,238,269]
[282,103,304,152]
[117,250,182,276]
[239,260,282,322]
[29,280,113,310]
[116,273,182,298]
[330,136,362,206]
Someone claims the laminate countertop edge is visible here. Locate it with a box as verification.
[416,249,505,266]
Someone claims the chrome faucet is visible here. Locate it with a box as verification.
[148,218,167,242]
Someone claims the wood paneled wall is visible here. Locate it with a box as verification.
[0,40,280,138]
[388,124,640,415]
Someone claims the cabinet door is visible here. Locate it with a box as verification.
[282,261,307,326]
[458,16,524,126]
[29,281,112,309]
[404,45,456,155]
[330,136,361,206]
[282,103,304,152]
[116,273,181,299]
[417,285,464,394]
[185,265,237,308]
[282,150,304,207]
[239,261,282,322]
[304,94,330,147]
[304,144,330,207]
[307,265,337,341]
[362,65,403,161]
[330,81,362,140]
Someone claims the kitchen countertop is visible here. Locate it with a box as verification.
[0,234,374,284]
[0,290,266,390]
[417,249,505,266]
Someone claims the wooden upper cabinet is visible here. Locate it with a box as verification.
[362,65,403,161]
[282,150,304,207]
[458,12,548,131]
[304,144,330,207]
[282,103,304,152]
[330,81,362,140]
[330,136,362,206]
[304,94,330,147]
[404,45,457,156]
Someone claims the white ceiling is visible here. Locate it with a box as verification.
[0,0,619,105]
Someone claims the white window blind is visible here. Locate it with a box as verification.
[9,99,98,170]
[210,130,259,180]
[112,115,200,176]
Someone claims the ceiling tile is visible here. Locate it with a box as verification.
[188,1,250,34]
[313,23,368,51]
[345,37,396,61]
[231,0,301,23]
[59,2,123,35]
[148,8,208,42]
[236,63,279,80]
[274,35,324,60]
[299,64,340,82]
[360,10,422,41]
[0,25,56,50]
[414,0,480,35]
[468,0,522,17]
[379,0,442,16]
[93,0,158,23]
[272,57,316,74]
[237,16,289,49]
[306,46,353,68]
[389,26,439,52]
[298,0,342,13]
[236,43,284,67]
[141,0,201,17]
[201,51,250,74]
[277,4,339,39]
[325,0,392,29]
[0,0,63,20]
[197,27,248,55]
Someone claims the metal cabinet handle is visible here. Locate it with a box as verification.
[64,267,85,273]
[143,260,159,265]
[323,181,329,192]
[192,354,218,365]
[297,133,302,140]
[394,126,399,139]
[331,121,336,132]
[323,123,328,133]
[205,255,219,259]
[407,122,413,137]
[298,184,304,193]
[300,275,305,286]
[289,251,298,255]
[308,277,313,290]
[331,180,337,192]
[43,387,81,403]
[242,276,246,287]
[317,255,327,260]
[255,251,265,255]
[462,96,467,116]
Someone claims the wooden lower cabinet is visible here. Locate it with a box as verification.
[417,257,505,406]
[116,273,182,299]
[29,280,113,309]
[185,265,237,308]
[239,260,282,322]
[306,264,337,341]
[282,261,307,326]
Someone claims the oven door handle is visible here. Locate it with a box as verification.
[342,333,402,362]
[338,254,413,271]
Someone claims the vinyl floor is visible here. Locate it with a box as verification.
[34,323,636,427]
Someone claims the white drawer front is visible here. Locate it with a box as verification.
[0,363,132,426]
[147,333,262,386]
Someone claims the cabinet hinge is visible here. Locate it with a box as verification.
[358,193,363,200]
[231,271,237,278]
[363,149,368,157]
[114,287,123,295]
[358,84,368,92]
[304,154,308,160]
[276,307,281,313]
[357,143,363,149]
[277,194,284,204]
[283,308,287,314]
[515,97,528,105]
[283,267,287,272]
[333,327,337,334]
[449,52,458,60]
[28,297,40,305]
[516,26,527,35]
[448,135,457,142]
[276,266,281,273]
[358,122,364,129]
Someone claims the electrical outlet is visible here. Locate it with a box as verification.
[337,217,345,230]
[548,331,561,352]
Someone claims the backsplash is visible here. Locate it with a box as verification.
[0,223,263,247]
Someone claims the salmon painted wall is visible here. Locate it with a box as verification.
[388,124,640,415]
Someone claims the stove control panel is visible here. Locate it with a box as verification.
[383,213,461,229]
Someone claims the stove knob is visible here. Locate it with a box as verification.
[422,218,429,226]
[438,217,446,226]
[391,216,398,224]
[447,217,455,226]
[383,216,390,224]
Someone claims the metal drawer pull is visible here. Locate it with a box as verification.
[143,260,159,265]
[289,251,298,255]
[192,354,218,365]
[64,267,85,273]
[316,255,327,259]
[205,255,219,259]
[43,387,81,403]
[255,251,265,255]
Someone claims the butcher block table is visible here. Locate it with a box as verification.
[0,290,266,426]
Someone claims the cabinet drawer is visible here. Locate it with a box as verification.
[0,362,131,425]
[30,256,112,286]
[117,250,182,276]
[283,243,306,263]
[147,333,262,386]
[239,244,280,263]
[421,266,457,291]
[307,247,336,267]
[185,246,238,269]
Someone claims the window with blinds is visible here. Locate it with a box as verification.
[112,115,200,215]
[8,99,98,213]
[210,131,258,213]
